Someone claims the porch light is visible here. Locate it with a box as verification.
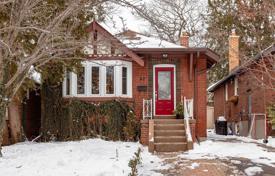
[162,53,168,58]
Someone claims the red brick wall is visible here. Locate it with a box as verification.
[133,53,208,138]
[132,58,149,120]
[195,56,207,137]
[190,120,196,141]
[140,119,149,145]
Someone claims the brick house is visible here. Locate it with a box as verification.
[3,21,219,152]
[208,31,275,139]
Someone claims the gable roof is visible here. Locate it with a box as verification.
[208,44,275,92]
[87,21,144,66]
[87,21,220,68]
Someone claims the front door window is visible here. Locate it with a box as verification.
[158,71,171,100]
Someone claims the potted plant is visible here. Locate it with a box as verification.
[173,102,184,119]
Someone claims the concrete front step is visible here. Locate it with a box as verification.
[155,136,186,143]
[154,124,185,130]
[154,142,187,152]
[155,130,185,136]
[154,119,185,124]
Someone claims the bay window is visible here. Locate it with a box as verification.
[63,60,132,98]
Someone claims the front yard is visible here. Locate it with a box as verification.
[1,131,275,176]
[0,139,164,176]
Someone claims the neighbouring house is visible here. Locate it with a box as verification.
[208,31,275,139]
[2,21,220,152]
[2,88,41,146]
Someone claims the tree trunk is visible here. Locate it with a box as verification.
[0,48,5,157]
[0,49,10,157]
[0,97,7,157]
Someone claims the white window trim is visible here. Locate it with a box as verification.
[62,60,132,98]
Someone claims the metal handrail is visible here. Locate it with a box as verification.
[143,99,152,119]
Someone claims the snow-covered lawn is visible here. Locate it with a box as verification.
[1,131,275,176]
[0,139,164,176]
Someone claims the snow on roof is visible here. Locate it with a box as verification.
[118,32,184,49]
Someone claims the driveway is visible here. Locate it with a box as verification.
[153,131,275,176]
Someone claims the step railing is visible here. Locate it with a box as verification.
[143,99,152,119]
[184,97,194,119]
[183,97,193,148]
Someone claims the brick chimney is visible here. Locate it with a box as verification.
[180,32,189,47]
[229,29,240,72]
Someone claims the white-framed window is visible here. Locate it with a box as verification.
[234,77,238,96]
[62,60,132,98]
[225,83,228,101]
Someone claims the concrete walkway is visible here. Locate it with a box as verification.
[156,153,275,176]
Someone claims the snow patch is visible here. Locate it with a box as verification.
[187,162,200,169]
[29,66,41,84]
[119,33,184,49]
[266,137,275,148]
[244,166,263,176]
[230,160,241,165]
[217,116,226,121]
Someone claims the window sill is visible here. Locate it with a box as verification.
[63,96,134,102]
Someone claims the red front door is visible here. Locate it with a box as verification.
[155,67,174,115]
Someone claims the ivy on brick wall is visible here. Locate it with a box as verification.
[41,82,140,142]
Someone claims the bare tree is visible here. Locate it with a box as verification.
[237,0,275,91]
[242,46,275,91]
[206,0,274,85]
[0,0,110,156]
[118,0,205,46]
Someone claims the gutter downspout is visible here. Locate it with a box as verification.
[194,52,198,140]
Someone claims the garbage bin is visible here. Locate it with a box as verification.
[215,116,227,135]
